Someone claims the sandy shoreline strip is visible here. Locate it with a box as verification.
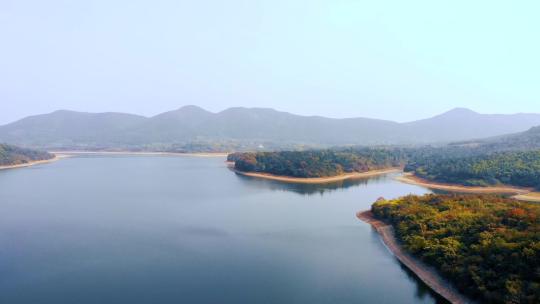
[357,210,474,304]
[513,193,540,202]
[51,151,229,157]
[396,173,530,194]
[396,173,540,203]
[233,168,402,184]
[0,154,69,171]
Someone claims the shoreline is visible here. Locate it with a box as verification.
[232,168,402,184]
[513,193,540,202]
[357,210,473,304]
[396,173,540,202]
[50,151,229,157]
[0,154,68,170]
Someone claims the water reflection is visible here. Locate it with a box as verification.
[398,264,450,304]
[0,157,443,304]
[367,208,451,304]
[235,170,452,302]
[233,172,393,196]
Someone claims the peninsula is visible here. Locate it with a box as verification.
[227,149,407,183]
[0,144,57,170]
[364,194,540,304]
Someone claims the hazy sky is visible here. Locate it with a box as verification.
[1,0,539,124]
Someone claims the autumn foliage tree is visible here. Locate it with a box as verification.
[372,194,540,304]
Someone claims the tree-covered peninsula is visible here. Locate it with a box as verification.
[372,194,540,304]
[229,142,540,188]
[228,148,409,178]
[0,143,54,167]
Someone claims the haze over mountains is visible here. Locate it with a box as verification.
[1,106,540,152]
[454,125,540,152]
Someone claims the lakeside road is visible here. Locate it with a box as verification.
[357,211,474,304]
[232,168,402,184]
[0,154,68,171]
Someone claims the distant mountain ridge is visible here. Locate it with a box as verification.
[405,107,540,143]
[452,125,540,152]
[1,106,540,151]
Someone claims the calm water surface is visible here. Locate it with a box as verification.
[0,155,446,303]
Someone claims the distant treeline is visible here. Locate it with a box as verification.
[228,148,408,178]
[372,194,540,304]
[0,144,54,166]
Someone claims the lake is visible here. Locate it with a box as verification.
[0,155,446,303]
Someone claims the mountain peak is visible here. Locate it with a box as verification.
[442,107,478,116]
[178,105,206,111]
[176,105,210,113]
[151,105,212,119]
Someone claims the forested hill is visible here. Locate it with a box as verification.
[403,127,540,189]
[453,126,540,152]
[405,150,540,189]
[0,144,54,166]
[228,148,408,178]
[372,194,540,304]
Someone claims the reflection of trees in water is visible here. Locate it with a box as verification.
[368,227,449,304]
[233,173,394,196]
[398,263,450,304]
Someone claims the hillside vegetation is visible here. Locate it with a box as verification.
[453,126,540,152]
[405,150,540,189]
[0,144,54,166]
[404,129,540,188]
[230,142,540,188]
[372,194,540,304]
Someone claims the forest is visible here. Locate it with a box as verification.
[371,194,540,304]
[229,144,540,188]
[0,143,54,166]
[228,148,409,178]
[405,150,540,189]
